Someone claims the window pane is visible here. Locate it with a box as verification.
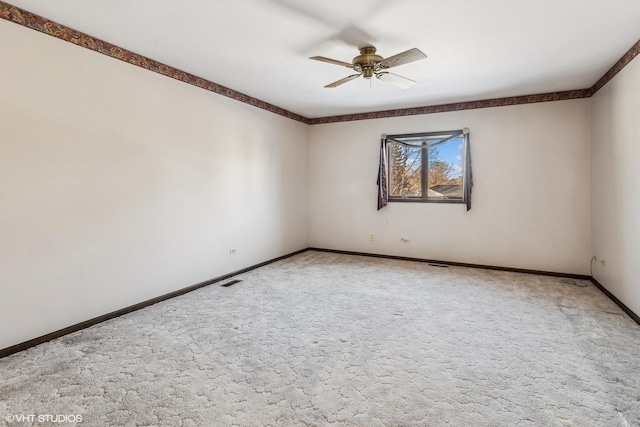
[389,143,422,197]
[385,130,469,205]
[428,139,463,199]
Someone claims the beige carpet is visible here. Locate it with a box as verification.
[1,251,639,426]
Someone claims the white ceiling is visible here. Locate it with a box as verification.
[7,0,640,118]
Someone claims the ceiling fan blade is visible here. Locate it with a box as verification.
[324,74,362,88]
[376,72,416,89]
[270,0,334,27]
[310,56,355,69]
[379,48,427,69]
[331,25,376,49]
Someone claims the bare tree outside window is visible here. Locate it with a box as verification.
[389,143,422,197]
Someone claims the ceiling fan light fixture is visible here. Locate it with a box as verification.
[310,46,426,88]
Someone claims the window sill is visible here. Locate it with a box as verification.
[388,198,465,204]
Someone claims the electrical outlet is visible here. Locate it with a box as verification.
[369,233,375,241]
[229,249,237,255]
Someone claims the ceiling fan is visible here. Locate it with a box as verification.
[310,46,427,89]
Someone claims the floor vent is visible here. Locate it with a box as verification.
[561,279,588,288]
[428,263,449,268]
[221,279,242,288]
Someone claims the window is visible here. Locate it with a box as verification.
[385,129,471,207]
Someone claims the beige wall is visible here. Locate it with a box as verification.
[591,55,640,315]
[309,99,592,274]
[0,20,309,349]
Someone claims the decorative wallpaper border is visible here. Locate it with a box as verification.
[590,39,640,94]
[0,1,312,125]
[0,1,638,125]
[308,90,591,124]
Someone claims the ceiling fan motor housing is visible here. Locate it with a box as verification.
[353,46,383,79]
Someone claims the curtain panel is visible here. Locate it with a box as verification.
[377,136,388,210]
